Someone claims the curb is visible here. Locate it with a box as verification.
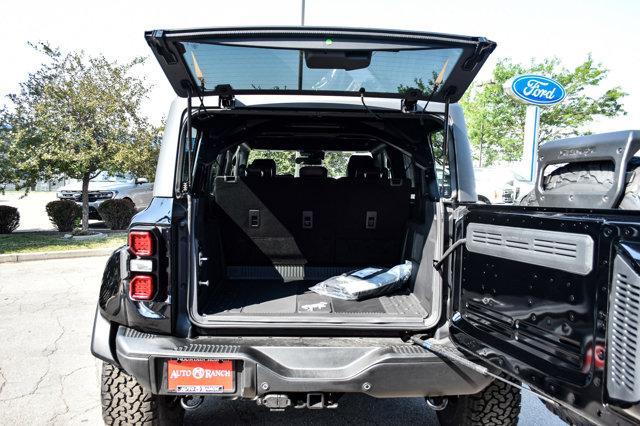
[0,248,115,264]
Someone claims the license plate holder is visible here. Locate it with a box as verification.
[166,359,235,394]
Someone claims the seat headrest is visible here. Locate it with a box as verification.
[245,159,276,177]
[346,155,374,178]
[299,166,328,178]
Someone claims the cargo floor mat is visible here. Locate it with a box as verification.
[201,280,428,317]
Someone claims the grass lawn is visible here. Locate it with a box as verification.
[0,232,127,254]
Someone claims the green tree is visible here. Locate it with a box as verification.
[248,150,297,175]
[0,111,15,192]
[324,151,351,177]
[461,56,626,167]
[2,43,160,230]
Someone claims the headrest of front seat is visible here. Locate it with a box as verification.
[299,166,328,178]
[245,159,276,177]
[346,155,375,178]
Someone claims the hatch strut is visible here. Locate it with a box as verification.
[184,88,194,193]
[183,85,208,194]
[438,92,453,198]
[410,336,561,407]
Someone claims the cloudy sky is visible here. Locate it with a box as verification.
[1,0,638,133]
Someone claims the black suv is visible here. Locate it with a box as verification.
[91,27,640,425]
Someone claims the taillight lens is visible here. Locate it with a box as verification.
[129,275,155,300]
[129,231,154,256]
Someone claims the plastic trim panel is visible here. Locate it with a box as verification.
[466,223,593,275]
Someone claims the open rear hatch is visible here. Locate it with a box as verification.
[145,26,495,103]
[143,27,497,331]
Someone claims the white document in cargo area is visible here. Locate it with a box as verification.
[465,223,594,275]
[351,268,383,278]
[310,261,412,301]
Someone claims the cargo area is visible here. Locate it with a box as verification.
[187,110,447,329]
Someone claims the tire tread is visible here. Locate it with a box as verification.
[101,362,183,426]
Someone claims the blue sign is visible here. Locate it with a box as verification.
[504,74,566,106]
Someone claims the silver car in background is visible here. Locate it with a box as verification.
[56,172,153,219]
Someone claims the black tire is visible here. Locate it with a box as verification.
[477,195,492,204]
[123,197,136,210]
[101,362,184,426]
[520,157,640,209]
[435,379,521,426]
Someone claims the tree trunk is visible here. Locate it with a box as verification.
[81,172,90,232]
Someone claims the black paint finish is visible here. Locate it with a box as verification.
[450,204,640,426]
[97,197,187,335]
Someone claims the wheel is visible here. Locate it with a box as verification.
[123,197,136,209]
[520,157,640,209]
[477,195,492,204]
[101,362,184,425]
[435,379,521,426]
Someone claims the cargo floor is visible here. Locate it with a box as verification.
[201,280,429,317]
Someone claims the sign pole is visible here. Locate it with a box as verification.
[522,105,540,182]
[504,74,565,184]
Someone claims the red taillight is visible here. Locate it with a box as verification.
[129,231,154,256]
[129,275,155,300]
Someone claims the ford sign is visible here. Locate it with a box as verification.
[503,74,566,106]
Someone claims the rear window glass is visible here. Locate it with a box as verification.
[248,150,296,175]
[183,42,463,96]
[247,150,362,178]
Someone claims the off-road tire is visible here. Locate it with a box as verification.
[520,157,640,209]
[435,379,521,426]
[101,362,184,425]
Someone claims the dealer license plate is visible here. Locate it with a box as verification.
[166,359,234,393]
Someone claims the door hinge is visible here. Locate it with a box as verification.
[216,84,236,109]
[462,39,496,71]
[149,30,178,64]
[401,88,421,112]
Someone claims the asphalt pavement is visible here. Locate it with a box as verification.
[0,256,566,425]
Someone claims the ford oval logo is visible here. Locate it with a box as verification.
[504,74,566,106]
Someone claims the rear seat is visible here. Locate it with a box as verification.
[335,156,410,265]
[213,156,410,267]
[214,159,304,265]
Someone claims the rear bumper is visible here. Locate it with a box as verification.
[92,313,492,399]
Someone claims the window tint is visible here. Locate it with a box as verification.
[324,152,354,178]
[431,130,451,198]
[183,42,463,96]
[248,150,296,175]
[180,134,199,188]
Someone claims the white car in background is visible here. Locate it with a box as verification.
[474,167,533,204]
[56,172,154,219]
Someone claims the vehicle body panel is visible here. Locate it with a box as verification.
[449,204,640,425]
[100,318,493,399]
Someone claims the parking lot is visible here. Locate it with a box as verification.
[0,256,565,425]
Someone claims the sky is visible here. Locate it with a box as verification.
[1,0,638,133]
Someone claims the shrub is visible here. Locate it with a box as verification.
[98,199,136,230]
[0,205,20,234]
[46,199,82,232]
